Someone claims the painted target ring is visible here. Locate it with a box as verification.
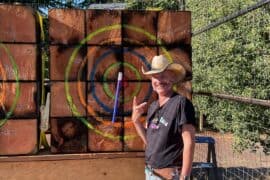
[65,24,173,140]
[0,61,7,104]
[89,48,152,115]
[103,61,141,102]
[0,43,20,127]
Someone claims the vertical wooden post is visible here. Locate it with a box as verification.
[199,112,204,132]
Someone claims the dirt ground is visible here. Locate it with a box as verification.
[194,131,270,179]
[195,131,270,168]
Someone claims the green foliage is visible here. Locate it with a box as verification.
[126,0,270,153]
[125,0,182,10]
[189,0,270,153]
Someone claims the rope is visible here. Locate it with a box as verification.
[36,11,49,149]
[36,11,45,105]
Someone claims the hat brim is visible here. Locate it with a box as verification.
[142,63,186,83]
[141,65,168,75]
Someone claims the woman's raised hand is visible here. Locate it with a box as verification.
[132,96,147,124]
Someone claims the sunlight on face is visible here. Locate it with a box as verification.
[151,70,175,96]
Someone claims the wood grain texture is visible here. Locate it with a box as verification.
[87,82,122,116]
[51,82,86,117]
[0,4,37,43]
[123,46,157,81]
[123,10,157,45]
[88,117,122,152]
[87,46,122,81]
[0,44,37,80]
[124,117,145,151]
[50,45,85,81]
[158,11,191,45]
[49,9,85,45]
[86,10,121,45]
[0,119,37,155]
[2,83,37,117]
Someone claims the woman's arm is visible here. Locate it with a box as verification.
[180,124,195,179]
[132,96,147,145]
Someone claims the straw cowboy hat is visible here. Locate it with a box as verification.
[142,55,186,83]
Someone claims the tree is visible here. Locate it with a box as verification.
[188,0,270,153]
[125,0,270,153]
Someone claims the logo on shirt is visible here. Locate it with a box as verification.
[150,123,159,129]
[150,117,160,129]
[149,116,168,129]
[159,117,168,126]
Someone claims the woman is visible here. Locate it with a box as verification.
[132,55,196,180]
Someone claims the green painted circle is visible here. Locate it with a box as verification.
[103,62,141,103]
[65,24,172,140]
[0,43,20,127]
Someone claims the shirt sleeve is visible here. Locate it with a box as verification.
[178,97,196,127]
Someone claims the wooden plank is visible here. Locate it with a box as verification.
[49,9,85,45]
[87,46,122,81]
[0,44,37,80]
[87,82,123,116]
[3,83,37,117]
[86,10,121,45]
[0,157,145,180]
[0,152,144,162]
[123,46,157,81]
[0,4,37,43]
[50,45,85,81]
[50,118,87,153]
[123,10,157,45]
[50,82,86,117]
[158,11,191,45]
[0,119,37,155]
[124,117,145,151]
[88,117,123,152]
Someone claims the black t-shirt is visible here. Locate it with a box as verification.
[145,93,196,168]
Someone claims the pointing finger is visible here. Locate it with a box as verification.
[133,96,137,107]
[137,102,147,109]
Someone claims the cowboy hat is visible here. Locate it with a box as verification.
[142,55,186,83]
